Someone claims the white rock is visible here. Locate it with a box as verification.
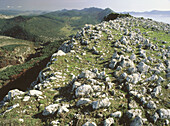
[157,109,170,119]
[51,120,60,126]
[42,104,59,116]
[126,109,142,119]
[23,96,30,102]
[76,98,91,106]
[72,81,82,91]
[104,118,114,126]
[130,116,143,126]
[19,118,24,123]
[147,101,157,109]
[52,50,66,57]
[28,90,42,97]
[4,89,25,101]
[82,121,97,126]
[137,62,149,73]
[79,70,96,79]
[75,84,93,97]
[110,111,122,118]
[92,98,111,109]
[57,105,69,114]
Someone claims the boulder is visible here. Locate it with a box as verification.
[42,104,59,116]
[92,98,111,109]
[137,62,149,73]
[75,84,93,97]
[4,89,25,101]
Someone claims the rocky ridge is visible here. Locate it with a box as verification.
[0,17,170,125]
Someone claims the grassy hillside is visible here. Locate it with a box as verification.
[0,8,114,86]
[0,16,169,125]
[0,8,113,42]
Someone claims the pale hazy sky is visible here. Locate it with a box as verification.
[0,0,170,12]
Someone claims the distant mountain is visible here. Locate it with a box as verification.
[0,10,48,16]
[128,10,170,17]
[0,7,114,42]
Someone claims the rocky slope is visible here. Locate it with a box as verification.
[0,17,170,125]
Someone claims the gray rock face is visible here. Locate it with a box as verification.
[75,84,93,97]
[42,104,59,116]
[82,121,97,126]
[130,116,143,126]
[79,70,96,79]
[91,98,111,109]
[3,89,25,101]
[104,118,114,126]
[157,109,170,119]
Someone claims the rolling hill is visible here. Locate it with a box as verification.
[0,8,113,42]
[0,7,114,86]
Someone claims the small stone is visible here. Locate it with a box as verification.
[110,111,122,118]
[147,101,157,109]
[76,98,91,106]
[82,121,97,126]
[104,118,114,126]
[130,116,143,126]
[42,104,59,116]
